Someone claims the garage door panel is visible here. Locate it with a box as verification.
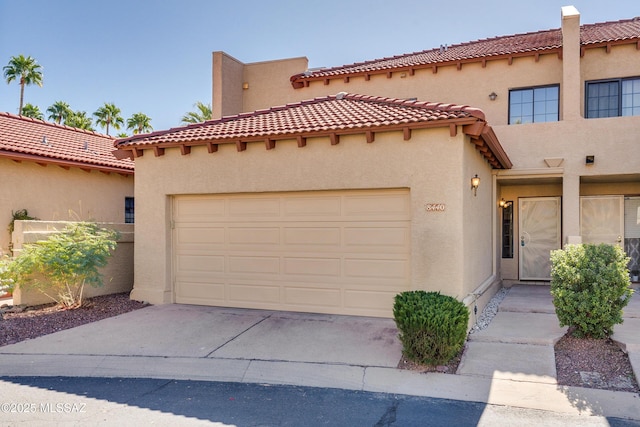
[175,197,226,221]
[228,227,280,245]
[283,196,342,217]
[228,283,280,304]
[284,287,342,308]
[228,256,280,274]
[229,197,280,217]
[283,257,342,277]
[174,189,410,317]
[344,290,395,311]
[344,194,411,219]
[283,227,342,246]
[344,258,409,279]
[344,227,410,249]
[176,281,225,301]
[176,228,226,250]
[177,255,225,273]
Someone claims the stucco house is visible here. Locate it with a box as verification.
[115,6,640,319]
[0,112,135,255]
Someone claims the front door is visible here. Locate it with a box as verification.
[519,197,561,280]
[580,196,624,246]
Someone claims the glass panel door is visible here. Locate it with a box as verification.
[580,196,624,246]
[519,197,561,280]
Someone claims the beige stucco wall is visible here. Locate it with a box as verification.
[212,52,308,119]
[242,56,309,113]
[0,158,134,255]
[10,221,134,306]
[212,52,245,119]
[130,127,497,315]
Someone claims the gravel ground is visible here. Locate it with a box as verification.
[0,293,147,347]
[1,290,638,393]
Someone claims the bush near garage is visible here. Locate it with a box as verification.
[3,222,119,308]
[393,290,469,365]
[550,243,634,339]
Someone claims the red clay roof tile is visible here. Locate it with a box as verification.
[0,112,134,173]
[116,93,484,147]
[115,93,511,169]
[291,17,640,85]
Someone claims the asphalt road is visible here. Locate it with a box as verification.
[0,377,638,426]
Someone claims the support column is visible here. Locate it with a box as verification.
[563,173,581,245]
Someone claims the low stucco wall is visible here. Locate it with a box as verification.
[10,221,134,306]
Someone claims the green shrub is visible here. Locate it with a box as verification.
[393,290,469,365]
[5,222,119,308]
[8,209,39,234]
[550,243,634,339]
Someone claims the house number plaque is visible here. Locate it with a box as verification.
[425,203,446,212]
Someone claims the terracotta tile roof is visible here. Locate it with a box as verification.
[0,112,134,174]
[291,17,640,86]
[115,93,511,169]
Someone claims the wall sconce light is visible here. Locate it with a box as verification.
[471,174,480,196]
[488,92,498,101]
[499,198,512,208]
[585,155,594,165]
[242,82,249,90]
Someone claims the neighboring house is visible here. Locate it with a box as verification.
[115,6,640,318]
[0,112,135,255]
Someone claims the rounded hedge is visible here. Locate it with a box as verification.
[393,291,468,365]
[550,243,634,338]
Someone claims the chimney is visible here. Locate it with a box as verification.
[561,5,581,120]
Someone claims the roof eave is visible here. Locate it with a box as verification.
[290,48,562,88]
[113,117,511,169]
[0,150,134,175]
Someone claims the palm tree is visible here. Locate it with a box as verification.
[181,101,212,124]
[3,55,44,114]
[115,132,129,138]
[126,112,153,134]
[93,102,124,135]
[21,103,44,120]
[47,101,72,124]
[64,111,94,131]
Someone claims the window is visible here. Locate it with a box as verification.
[509,85,559,124]
[501,203,513,258]
[125,197,134,224]
[586,77,640,118]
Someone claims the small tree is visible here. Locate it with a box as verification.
[7,222,119,308]
[550,243,634,338]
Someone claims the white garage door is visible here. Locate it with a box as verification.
[173,189,411,317]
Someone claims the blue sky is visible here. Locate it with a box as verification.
[1,0,639,134]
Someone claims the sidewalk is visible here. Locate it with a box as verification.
[0,285,639,421]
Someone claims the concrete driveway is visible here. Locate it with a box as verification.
[0,304,403,387]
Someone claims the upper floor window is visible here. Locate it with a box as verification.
[586,77,640,118]
[125,197,134,224]
[509,85,559,125]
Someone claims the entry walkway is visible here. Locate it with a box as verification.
[458,284,640,389]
